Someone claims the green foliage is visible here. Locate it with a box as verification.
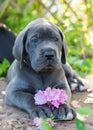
[77,107,93,116]
[67,56,93,76]
[14,125,21,129]
[75,118,86,130]
[76,107,93,130]
[65,19,93,76]
[41,119,54,130]
[50,114,55,120]
[0,59,10,77]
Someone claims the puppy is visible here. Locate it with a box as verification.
[5,18,76,120]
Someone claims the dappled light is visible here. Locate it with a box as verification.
[1,91,6,95]
[84,93,93,104]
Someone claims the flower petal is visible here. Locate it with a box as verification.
[34,91,47,105]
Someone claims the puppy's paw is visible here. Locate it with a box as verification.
[69,77,88,92]
[29,105,52,119]
[53,104,76,121]
[70,78,78,91]
[77,77,88,92]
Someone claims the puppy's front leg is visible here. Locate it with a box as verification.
[5,80,52,119]
[52,81,76,120]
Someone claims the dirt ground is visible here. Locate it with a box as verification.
[0,75,93,130]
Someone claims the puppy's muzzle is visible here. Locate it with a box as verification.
[38,48,58,72]
[43,48,56,60]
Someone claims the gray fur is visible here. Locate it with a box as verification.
[5,18,76,120]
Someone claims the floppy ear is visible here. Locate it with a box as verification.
[59,30,68,64]
[13,30,27,62]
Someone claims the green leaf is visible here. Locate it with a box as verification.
[77,107,93,116]
[2,59,10,68]
[50,114,55,120]
[0,65,4,76]
[0,59,10,77]
[75,118,86,130]
[41,119,54,130]
[14,125,21,129]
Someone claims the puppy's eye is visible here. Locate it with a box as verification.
[31,37,38,42]
[54,37,59,42]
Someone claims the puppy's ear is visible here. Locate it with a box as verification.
[59,30,68,64]
[13,30,27,62]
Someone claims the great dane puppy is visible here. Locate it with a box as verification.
[5,18,77,120]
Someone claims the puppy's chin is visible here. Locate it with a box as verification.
[31,60,58,72]
[32,64,54,72]
[40,66,54,72]
[31,62,55,72]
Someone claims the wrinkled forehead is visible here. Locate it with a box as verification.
[26,20,60,37]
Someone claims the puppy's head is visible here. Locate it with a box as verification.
[13,18,68,72]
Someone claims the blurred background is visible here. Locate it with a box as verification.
[0,0,93,77]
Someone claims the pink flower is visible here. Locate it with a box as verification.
[44,87,55,102]
[33,117,42,127]
[59,89,67,104]
[34,87,67,108]
[34,90,47,105]
[51,100,60,108]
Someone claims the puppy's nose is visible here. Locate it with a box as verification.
[44,49,55,59]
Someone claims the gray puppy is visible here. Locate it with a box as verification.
[5,18,76,120]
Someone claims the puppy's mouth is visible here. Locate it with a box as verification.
[41,65,53,72]
[40,60,56,72]
[31,56,60,72]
